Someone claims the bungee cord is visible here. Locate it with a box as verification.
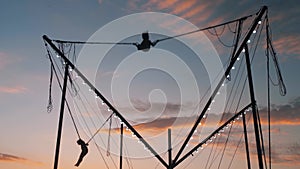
[51,13,254,49]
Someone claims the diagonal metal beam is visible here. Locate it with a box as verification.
[43,35,169,168]
[174,104,252,167]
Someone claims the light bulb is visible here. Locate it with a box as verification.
[232,66,235,70]
[247,39,251,44]
[242,48,245,53]
[253,30,257,34]
[258,20,262,24]
[237,57,240,61]
[56,54,60,58]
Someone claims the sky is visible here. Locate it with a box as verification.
[0,0,300,169]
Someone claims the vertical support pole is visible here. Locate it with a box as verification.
[242,113,251,169]
[53,64,69,169]
[168,129,172,169]
[244,45,264,169]
[266,19,272,169]
[120,124,124,169]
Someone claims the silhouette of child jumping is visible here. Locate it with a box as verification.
[135,32,158,51]
[75,139,88,167]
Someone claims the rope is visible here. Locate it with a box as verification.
[86,113,114,144]
[54,39,136,45]
[46,51,54,113]
[51,14,253,48]
[106,117,112,156]
[266,20,287,96]
[45,41,81,138]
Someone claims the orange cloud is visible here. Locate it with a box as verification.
[0,85,28,94]
[171,0,197,15]
[0,153,44,166]
[156,0,180,10]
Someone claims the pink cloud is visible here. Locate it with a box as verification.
[0,85,28,94]
[170,0,197,15]
[272,35,300,60]
[156,0,180,10]
[0,52,12,70]
[0,153,44,166]
[98,0,103,5]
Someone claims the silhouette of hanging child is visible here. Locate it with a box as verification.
[135,32,158,51]
[75,139,88,167]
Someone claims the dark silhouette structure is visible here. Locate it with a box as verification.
[135,32,157,51]
[75,139,88,167]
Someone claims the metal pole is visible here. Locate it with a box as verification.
[168,129,172,169]
[173,6,268,164]
[53,64,69,169]
[244,45,264,169]
[242,113,251,169]
[120,124,123,169]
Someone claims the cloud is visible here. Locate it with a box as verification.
[0,153,44,166]
[0,85,28,94]
[272,35,300,60]
[98,0,104,5]
[112,96,300,135]
[0,52,14,70]
[258,97,300,126]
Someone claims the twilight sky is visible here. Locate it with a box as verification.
[0,0,300,169]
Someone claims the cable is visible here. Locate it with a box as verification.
[52,14,254,47]
[156,14,253,43]
[106,117,112,156]
[46,51,54,113]
[45,42,81,138]
[54,39,136,45]
[86,113,114,144]
[266,15,272,169]
[266,19,287,96]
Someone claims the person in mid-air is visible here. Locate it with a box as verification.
[75,139,88,167]
[135,32,158,51]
